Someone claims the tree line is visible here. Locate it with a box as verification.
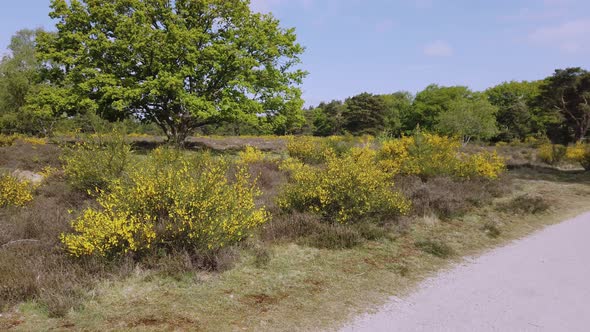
[305,72,590,144]
[0,0,589,144]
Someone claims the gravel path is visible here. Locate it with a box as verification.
[342,212,590,332]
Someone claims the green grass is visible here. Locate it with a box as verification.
[3,167,590,331]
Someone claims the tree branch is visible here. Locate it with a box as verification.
[1,239,41,249]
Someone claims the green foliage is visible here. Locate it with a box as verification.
[62,132,133,192]
[485,80,546,141]
[33,0,306,144]
[279,147,411,223]
[538,68,590,142]
[343,93,389,135]
[408,84,472,130]
[435,94,499,143]
[381,91,413,136]
[0,29,52,135]
[311,100,347,136]
[61,148,269,257]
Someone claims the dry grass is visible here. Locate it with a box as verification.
[2,142,590,331]
[0,140,62,172]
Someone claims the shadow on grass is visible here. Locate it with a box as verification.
[508,164,590,184]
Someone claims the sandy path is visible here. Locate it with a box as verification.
[342,212,590,332]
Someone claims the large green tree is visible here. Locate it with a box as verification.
[343,93,388,135]
[311,100,346,136]
[380,91,412,135]
[435,94,499,144]
[0,29,46,134]
[409,84,471,130]
[32,0,306,144]
[538,68,590,142]
[485,80,549,141]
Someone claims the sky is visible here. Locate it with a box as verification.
[1,0,589,106]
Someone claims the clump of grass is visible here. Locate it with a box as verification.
[251,245,272,268]
[414,239,454,258]
[482,221,502,238]
[499,194,550,215]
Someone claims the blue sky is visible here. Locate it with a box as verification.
[1,0,589,106]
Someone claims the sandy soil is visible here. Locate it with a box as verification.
[342,211,590,332]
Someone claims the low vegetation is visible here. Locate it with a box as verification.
[0,173,35,207]
[2,132,590,331]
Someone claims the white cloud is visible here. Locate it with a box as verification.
[423,40,453,57]
[529,19,590,53]
[250,0,313,13]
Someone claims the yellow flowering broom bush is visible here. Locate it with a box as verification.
[279,147,411,224]
[0,134,20,147]
[286,136,331,164]
[61,148,269,257]
[565,143,590,170]
[537,143,567,166]
[456,151,506,180]
[566,142,586,161]
[237,145,266,164]
[378,132,505,179]
[0,174,34,208]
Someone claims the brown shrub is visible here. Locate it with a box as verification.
[397,175,509,219]
[260,212,392,249]
[245,160,287,211]
[0,176,121,316]
[498,194,550,215]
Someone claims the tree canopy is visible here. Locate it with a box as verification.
[409,84,471,130]
[435,94,499,144]
[538,68,590,142]
[0,29,46,134]
[31,0,306,144]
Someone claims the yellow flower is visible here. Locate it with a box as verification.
[0,174,34,207]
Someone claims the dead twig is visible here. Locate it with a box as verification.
[0,239,41,249]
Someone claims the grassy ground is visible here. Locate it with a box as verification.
[2,162,589,331]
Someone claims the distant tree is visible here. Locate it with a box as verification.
[538,68,590,142]
[343,93,388,135]
[435,94,499,144]
[0,29,46,134]
[311,100,346,136]
[485,81,549,141]
[380,91,413,135]
[32,0,306,145]
[410,84,471,130]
